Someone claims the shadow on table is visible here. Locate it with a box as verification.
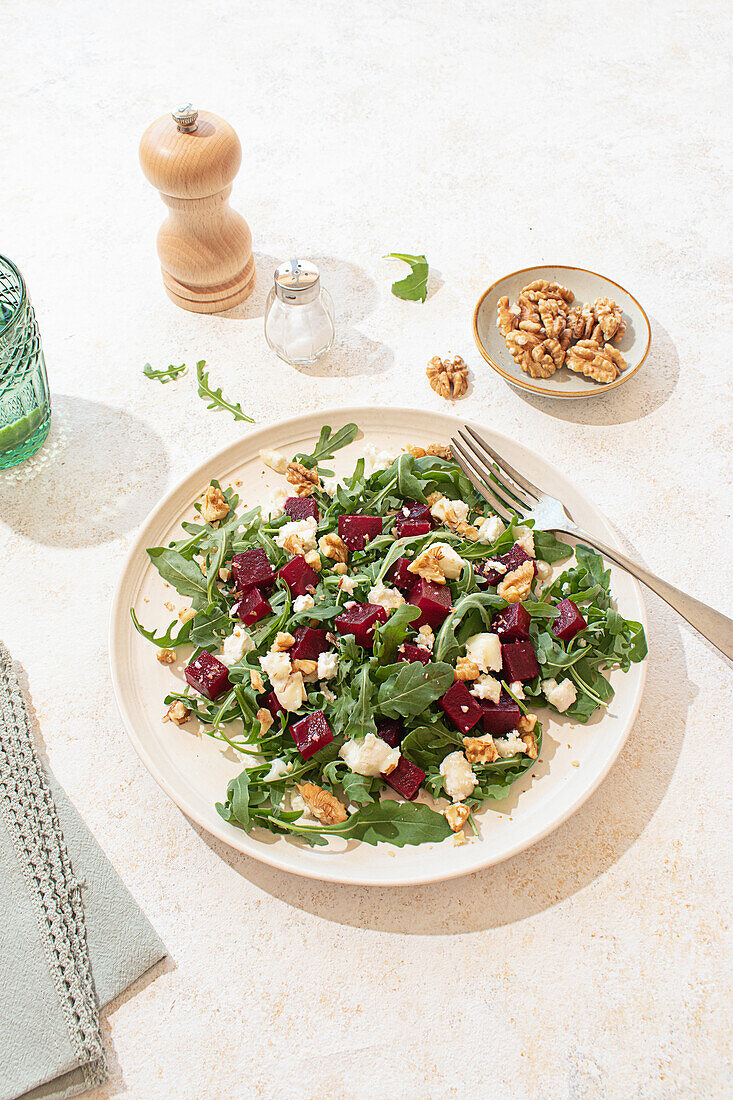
[0,395,169,547]
[195,561,695,934]
[514,317,679,425]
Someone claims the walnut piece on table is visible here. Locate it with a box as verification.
[427,355,469,400]
[296,781,348,825]
[566,340,626,384]
[593,296,626,342]
[286,461,320,497]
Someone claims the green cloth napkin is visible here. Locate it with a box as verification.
[0,642,166,1100]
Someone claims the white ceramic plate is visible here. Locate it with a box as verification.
[109,407,647,886]
[474,265,651,399]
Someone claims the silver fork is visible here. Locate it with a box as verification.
[451,425,733,660]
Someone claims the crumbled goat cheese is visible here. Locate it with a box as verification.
[317,651,339,680]
[542,677,577,712]
[219,626,254,667]
[470,674,502,703]
[339,734,400,777]
[483,557,507,575]
[260,448,288,475]
[535,560,553,581]
[322,476,340,496]
[267,489,289,518]
[259,651,306,711]
[290,792,316,820]
[509,680,525,699]
[430,497,470,527]
[477,515,505,543]
[320,684,336,702]
[293,594,315,613]
[416,625,435,651]
[515,526,536,558]
[494,734,529,758]
[274,517,318,553]
[364,443,396,473]
[439,751,478,801]
[339,575,358,594]
[264,759,292,781]
[410,541,465,580]
[465,632,502,673]
[367,582,405,611]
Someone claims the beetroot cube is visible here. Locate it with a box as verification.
[553,598,587,642]
[383,756,425,800]
[334,602,388,648]
[262,690,284,719]
[492,603,531,641]
[503,543,534,572]
[376,718,404,748]
[481,691,522,736]
[395,517,431,538]
[408,578,453,629]
[501,639,540,682]
[398,643,432,665]
[478,559,506,587]
[439,680,484,733]
[284,496,319,522]
[479,544,535,587]
[185,651,230,700]
[277,555,319,596]
[290,710,334,760]
[234,587,271,625]
[231,547,276,591]
[338,514,383,552]
[386,556,416,592]
[290,626,329,661]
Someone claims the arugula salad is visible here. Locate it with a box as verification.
[132,424,647,849]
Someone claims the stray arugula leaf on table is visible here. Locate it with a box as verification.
[384,253,429,303]
[142,362,187,383]
[196,360,253,422]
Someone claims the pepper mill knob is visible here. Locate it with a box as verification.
[139,106,255,313]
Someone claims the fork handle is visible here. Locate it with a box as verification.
[560,530,733,660]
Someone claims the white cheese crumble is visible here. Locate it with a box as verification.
[364,443,396,473]
[535,559,553,582]
[264,758,292,781]
[508,680,525,700]
[293,594,315,613]
[515,527,536,558]
[367,582,405,611]
[267,489,289,518]
[430,497,470,527]
[219,626,254,667]
[316,651,339,680]
[439,751,478,801]
[410,541,465,580]
[259,651,306,711]
[260,448,288,475]
[290,792,316,821]
[465,632,502,673]
[339,734,400,777]
[470,673,502,703]
[483,557,507,575]
[494,734,529,758]
[477,515,505,543]
[416,624,435,651]
[321,476,340,496]
[542,677,577,712]
[275,516,318,553]
[338,575,358,594]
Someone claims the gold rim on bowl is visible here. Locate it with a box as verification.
[473,264,652,399]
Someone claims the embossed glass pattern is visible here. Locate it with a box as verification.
[0,256,51,468]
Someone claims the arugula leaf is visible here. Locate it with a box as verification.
[147,546,208,598]
[373,603,421,665]
[142,362,186,383]
[196,360,253,422]
[294,423,359,472]
[384,253,429,303]
[130,609,192,648]
[279,799,452,847]
[343,664,377,740]
[376,661,454,719]
[190,603,233,650]
[533,530,572,564]
[322,761,378,806]
[400,722,461,772]
[216,771,251,827]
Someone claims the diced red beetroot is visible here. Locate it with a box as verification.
[376,718,404,748]
[408,578,453,629]
[492,603,531,641]
[262,690,284,719]
[395,517,431,538]
[383,756,425,800]
[479,543,536,587]
[231,547,276,591]
[277,555,319,596]
[477,559,505,587]
[234,587,272,625]
[338,514,383,552]
[289,710,334,760]
[439,680,484,733]
[334,602,388,648]
[284,496,319,522]
[184,651,231,700]
[481,691,522,736]
[290,626,329,661]
[501,639,540,682]
[553,598,587,642]
[398,643,432,665]
[386,556,417,592]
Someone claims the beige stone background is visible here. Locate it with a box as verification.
[2,0,732,1096]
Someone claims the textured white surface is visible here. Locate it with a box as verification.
[2,1,732,1097]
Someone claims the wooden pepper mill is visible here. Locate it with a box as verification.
[139,104,255,313]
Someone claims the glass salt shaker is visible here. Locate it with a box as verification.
[264,260,335,366]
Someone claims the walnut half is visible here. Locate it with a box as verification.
[566,340,626,384]
[201,484,230,523]
[497,560,535,603]
[296,782,348,826]
[427,355,469,400]
[286,462,320,497]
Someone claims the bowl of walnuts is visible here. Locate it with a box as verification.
[473,265,651,399]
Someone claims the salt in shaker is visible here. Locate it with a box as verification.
[264,260,334,366]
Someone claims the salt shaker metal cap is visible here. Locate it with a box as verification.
[274,260,321,305]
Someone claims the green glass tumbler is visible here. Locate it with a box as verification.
[0,256,51,469]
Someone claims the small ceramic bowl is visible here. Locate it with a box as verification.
[473,265,651,399]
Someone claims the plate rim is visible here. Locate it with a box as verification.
[473,264,652,400]
[109,405,648,886]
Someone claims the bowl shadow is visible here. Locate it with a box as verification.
[192,534,693,934]
[0,395,169,547]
